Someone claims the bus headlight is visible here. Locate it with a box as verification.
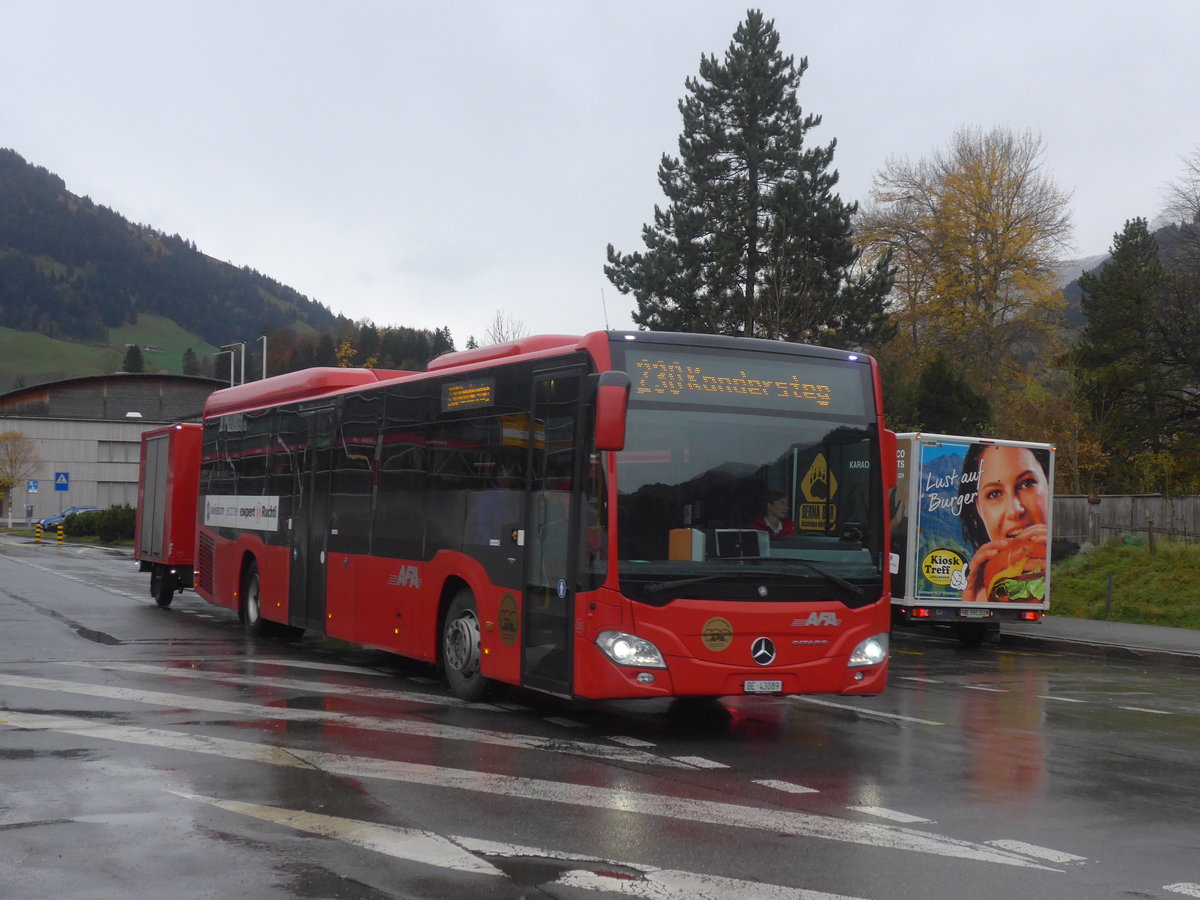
[848,633,889,667]
[596,631,666,669]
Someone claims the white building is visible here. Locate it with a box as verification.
[0,373,224,521]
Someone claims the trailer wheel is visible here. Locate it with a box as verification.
[442,590,490,701]
[953,622,995,648]
[241,561,270,637]
[151,566,175,609]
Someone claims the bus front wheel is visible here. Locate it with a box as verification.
[442,590,490,701]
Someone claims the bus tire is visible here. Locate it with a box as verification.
[442,589,490,701]
[241,560,270,638]
[151,567,175,609]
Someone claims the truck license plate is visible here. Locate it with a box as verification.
[744,680,783,694]
[960,609,989,618]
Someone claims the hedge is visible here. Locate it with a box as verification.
[64,504,136,542]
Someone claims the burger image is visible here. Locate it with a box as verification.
[980,532,1047,602]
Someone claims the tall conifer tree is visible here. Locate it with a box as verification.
[1074,218,1173,488]
[605,10,892,346]
[122,343,144,373]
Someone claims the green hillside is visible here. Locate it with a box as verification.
[0,148,455,382]
[0,314,218,390]
[0,148,344,355]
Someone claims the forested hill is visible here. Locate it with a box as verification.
[0,148,345,347]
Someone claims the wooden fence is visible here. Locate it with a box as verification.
[1054,495,1200,545]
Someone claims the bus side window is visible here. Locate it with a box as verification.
[376,422,426,560]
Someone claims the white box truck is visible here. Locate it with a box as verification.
[891,433,1054,646]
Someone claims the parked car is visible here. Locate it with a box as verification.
[37,506,101,530]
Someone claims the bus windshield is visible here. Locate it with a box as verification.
[613,347,884,606]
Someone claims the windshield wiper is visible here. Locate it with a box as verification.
[645,574,732,595]
[643,559,863,599]
[718,556,865,599]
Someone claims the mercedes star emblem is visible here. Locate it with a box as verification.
[751,636,776,666]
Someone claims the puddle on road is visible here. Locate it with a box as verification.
[0,748,95,761]
[6,593,123,646]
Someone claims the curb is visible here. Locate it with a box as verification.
[996,628,1200,669]
[894,622,1200,670]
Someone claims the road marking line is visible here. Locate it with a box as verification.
[848,807,933,824]
[178,792,871,899]
[608,735,656,748]
[1,710,1062,870]
[242,658,390,677]
[173,791,504,876]
[2,553,146,603]
[1119,706,1174,715]
[1165,884,1200,897]
[553,867,867,898]
[0,672,688,768]
[794,697,944,727]
[670,755,728,769]
[545,716,586,728]
[1038,695,1087,703]
[755,779,819,794]
[986,840,1087,864]
[962,685,1007,693]
[899,676,943,684]
[65,660,470,707]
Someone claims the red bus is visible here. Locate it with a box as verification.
[183,331,894,701]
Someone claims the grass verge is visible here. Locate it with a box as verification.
[1051,539,1200,629]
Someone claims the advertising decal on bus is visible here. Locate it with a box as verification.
[203,495,281,531]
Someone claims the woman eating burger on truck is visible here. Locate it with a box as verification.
[957,443,1051,603]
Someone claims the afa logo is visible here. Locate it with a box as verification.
[791,612,841,627]
[387,565,422,589]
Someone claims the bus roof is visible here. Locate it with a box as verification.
[426,334,586,371]
[204,367,413,417]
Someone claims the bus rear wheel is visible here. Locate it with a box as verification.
[241,561,270,638]
[443,590,490,701]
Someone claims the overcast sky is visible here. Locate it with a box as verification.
[3,1,1197,349]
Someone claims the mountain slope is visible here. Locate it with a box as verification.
[0,148,347,383]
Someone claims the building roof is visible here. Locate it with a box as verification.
[0,372,226,423]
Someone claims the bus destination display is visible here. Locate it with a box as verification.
[441,378,495,412]
[623,349,868,415]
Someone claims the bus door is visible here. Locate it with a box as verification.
[521,367,585,695]
[290,406,336,630]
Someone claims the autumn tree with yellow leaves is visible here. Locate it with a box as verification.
[0,430,39,519]
[856,126,1073,436]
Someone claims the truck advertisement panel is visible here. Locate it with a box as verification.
[893,434,1053,612]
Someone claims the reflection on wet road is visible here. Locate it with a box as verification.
[1,537,1199,898]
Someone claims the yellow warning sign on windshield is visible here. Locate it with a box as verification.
[801,453,837,502]
[799,453,838,531]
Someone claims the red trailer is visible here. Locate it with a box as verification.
[134,423,202,607]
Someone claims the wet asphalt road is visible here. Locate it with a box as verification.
[1,535,1199,900]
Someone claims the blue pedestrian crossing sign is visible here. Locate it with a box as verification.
[55,472,69,492]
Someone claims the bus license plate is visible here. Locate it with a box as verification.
[744,680,783,694]
[960,609,989,618]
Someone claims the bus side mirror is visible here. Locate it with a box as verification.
[595,371,631,451]
[881,428,897,490]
